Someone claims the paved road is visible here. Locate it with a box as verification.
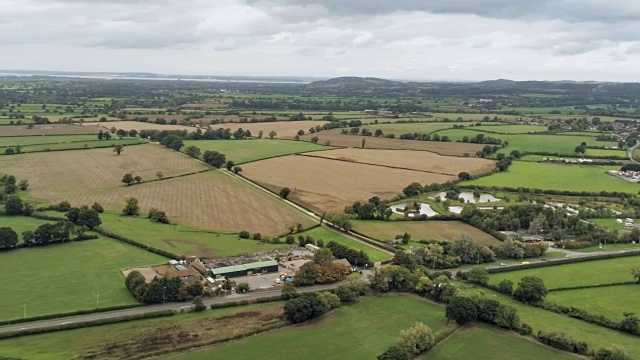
[628,140,639,164]
[0,283,342,336]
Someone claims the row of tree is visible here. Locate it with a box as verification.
[125,271,204,304]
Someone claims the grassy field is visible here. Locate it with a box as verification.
[546,285,639,321]
[460,287,640,355]
[468,125,550,134]
[573,243,640,253]
[351,220,501,247]
[364,122,472,135]
[0,237,165,321]
[585,148,628,157]
[163,295,449,360]
[466,162,639,194]
[3,138,145,154]
[0,134,97,147]
[100,212,289,258]
[181,139,331,164]
[591,218,628,230]
[289,226,392,262]
[0,215,52,238]
[425,325,581,360]
[489,255,640,289]
[0,303,285,359]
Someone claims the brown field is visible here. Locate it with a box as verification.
[124,114,291,123]
[0,124,100,137]
[241,155,455,213]
[0,146,311,234]
[296,129,486,156]
[302,148,495,176]
[92,121,196,133]
[352,220,501,246]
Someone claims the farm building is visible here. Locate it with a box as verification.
[211,260,279,278]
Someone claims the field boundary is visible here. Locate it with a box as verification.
[487,250,640,273]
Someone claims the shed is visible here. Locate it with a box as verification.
[211,260,279,278]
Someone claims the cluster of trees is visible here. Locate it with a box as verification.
[4,196,33,216]
[148,208,170,224]
[462,133,503,145]
[0,221,85,250]
[283,280,368,323]
[65,205,102,229]
[125,271,204,304]
[445,292,521,330]
[379,322,436,359]
[121,173,142,186]
[1,175,29,195]
[325,241,371,266]
[293,249,350,286]
[344,196,392,220]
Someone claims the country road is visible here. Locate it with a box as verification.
[628,140,639,164]
[0,283,342,336]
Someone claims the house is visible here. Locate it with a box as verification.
[210,260,279,278]
[152,264,200,280]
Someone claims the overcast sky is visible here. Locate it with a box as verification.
[2,0,640,81]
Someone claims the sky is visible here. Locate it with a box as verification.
[2,0,640,81]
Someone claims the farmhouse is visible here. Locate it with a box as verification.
[211,260,279,278]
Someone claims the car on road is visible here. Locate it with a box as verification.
[540,258,547,262]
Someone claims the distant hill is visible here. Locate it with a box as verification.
[308,76,402,87]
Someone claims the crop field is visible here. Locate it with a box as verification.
[297,129,486,156]
[0,118,34,125]
[241,155,455,213]
[303,148,496,176]
[1,138,144,154]
[425,325,580,360]
[0,124,100,137]
[488,255,640,289]
[466,162,639,194]
[425,112,530,122]
[0,237,165,321]
[163,295,449,360]
[0,134,97,147]
[100,213,289,258]
[182,139,331,164]
[363,122,473,135]
[97,121,195,133]
[351,220,501,246]
[466,124,550,134]
[460,287,640,355]
[585,148,627,157]
[546,285,639,321]
[290,226,392,262]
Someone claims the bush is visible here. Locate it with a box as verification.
[593,347,634,360]
[283,293,329,323]
[513,276,547,303]
[236,282,250,293]
[55,201,72,212]
[536,331,589,355]
[497,279,514,295]
[377,345,409,360]
[193,296,206,312]
[92,202,104,213]
[397,322,435,356]
[252,233,262,240]
[239,231,250,239]
[148,208,170,224]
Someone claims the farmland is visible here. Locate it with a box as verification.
[0,124,100,136]
[302,148,496,175]
[426,325,581,360]
[100,212,289,258]
[466,162,638,194]
[1,138,144,154]
[0,134,97,147]
[163,295,449,360]
[182,139,331,164]
[351,220,501,247]
[290,226,392,262]
[363,122,473,135]
[0,238,165,321]
[466,124,550,134]
[545,285,639,321]
[297,128,486,156]
[488,255,640,289]
[0,215,52,237]
[241,155,455,213]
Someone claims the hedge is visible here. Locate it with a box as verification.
[487,250,640,274]
[459,185,634,198]
[94,227,182,259]
[210,295,283,310]
[0,303,145,327]
[548,281,637,292]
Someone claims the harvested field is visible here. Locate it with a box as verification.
[94,121,195,133]
[0,124,100,136]
[241,155,455,213]
[297,129,485,156]
[303,148,495,176]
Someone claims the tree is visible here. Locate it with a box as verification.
[513,276,547,303]
[0,227,19,249]
[310,136,319,144]
[92,202,104,213]
[313,248,334,264]
[22,230,35,247]
[233,166,243,174]
[269,130,277,139]
[446,295,479,325]
[325,212,352,232]
[121,173,135,186]
[361,138,366,148]
[128,129,138,137]
[257,130,264,139]
[284,293,328,323]
[619,313,639,334]
[467,266,489,285]
[202,150,226,168]
[403,182,422,197]
[279,187,291,199]
[226,160,235,171]
[236,282,251,293]
[377,345,408,360]
[155,171,164,180]
[281,283,298,299]
[113,145,124,155]
[17,179,29,191]
[148,208,170,223]
[134,175,142,183]
[498,279,514,295]
[397,322,435,356]
[297,129,305,136]
[122,197,140,216]
[193,296,206,312]
[4,196,24,215]
[632,267,640,283]
[183,146,201,159]
[116,129,127,138]
[458,172,472,180]
[593,347,634,360]
[4,147,15,155]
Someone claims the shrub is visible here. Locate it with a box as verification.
[283,293,329,323]
[236,282,251,293]
[91,202,104,213]
[377,345,409,360]
[593,347,634,360]
[397,322,435,356]
[513,276,547,303]
[239,231,250,239]
[536,331,589,355]
[497,279,514,295]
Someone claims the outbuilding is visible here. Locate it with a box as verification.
[210,260,279,278]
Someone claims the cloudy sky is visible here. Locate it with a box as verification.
[2,0,640,81]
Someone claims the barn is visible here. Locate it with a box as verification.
[210,260,279,278]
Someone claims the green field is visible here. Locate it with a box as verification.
[466,162,639,194]
[163,295,448,360]
[0,118,34,125]
[425,325,580,360]
[0,303,283,359]
[464,124,549,134]
[182,139,331,164]
[100,212,288,258]
[289,226,392,262]
[352,220,501,247]
[586,148,627,157]
[2,138,144,154]
[460,287,640,355]
[591,218,628,230]
[0,215,52,238]
[546,285,640,321]
[0,237,165,321]
[0,134,97,147]
[489,255,640,289]
[364,122,472,135]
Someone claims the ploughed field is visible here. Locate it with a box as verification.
[241,155,455,213]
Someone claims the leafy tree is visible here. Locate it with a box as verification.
[467,266,489,285]
[121,173,134,186]
[269,130,277,139]
[593,347,634,360]
[226,160,235,170]
[116,129,127,138]
[497,279,514,295]
[297,129,305,136]
[458,172,472,180]
[113,145,124,155]
[17,179,29,191]
[279,187,291,199]
[169,139,184,151]
[361,138,366,148]
[281,282,298,299]
[284,293,328,323]
[403,182,422,197]
[22,230,35,247]
[92,202,104,213]
[4,147,15,155]
[397,322,435,356]
[193,296,206,311]
[233,166,243,174]
[155,171,164,180]
[446,295,479,324]
[4,196,24,215]
[122,197,140,216]
[310,136,319,144]
[313,248,334,264]
[236,282,251,293]
[202,150,226,168]
[148,208,170,223]
[619,313,639,335]
[513,276,547,303]
[325,212,353,232]
[377,345,409,360]
[632,267,640,283]
[183,146,201,159]
[134,175,142,183]
[0,227,19,249]
[257,130,263,139]
[128,129,138,137]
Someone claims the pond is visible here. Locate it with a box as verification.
[389,202,438,217]
[436,191,501,203]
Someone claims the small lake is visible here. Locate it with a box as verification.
[436,191,501,203]
[448,206,464,214]
[390,202,438,217]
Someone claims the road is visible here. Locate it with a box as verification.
[628,140,639,164]
[0,283,342,336]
